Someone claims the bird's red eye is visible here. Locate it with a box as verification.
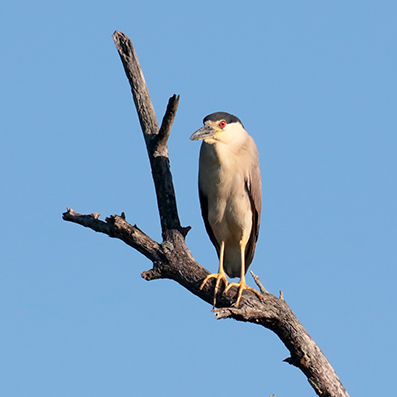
[219,120,226,128]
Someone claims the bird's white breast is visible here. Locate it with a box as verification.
[199,139,253,244]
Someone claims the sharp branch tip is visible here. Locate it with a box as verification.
[250,270,268,294]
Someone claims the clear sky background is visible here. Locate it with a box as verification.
[1,1,396,396]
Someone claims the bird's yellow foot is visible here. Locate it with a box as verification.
[200,272,228,306]
[224,281,263,307]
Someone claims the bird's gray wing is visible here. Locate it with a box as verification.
[244,160,262,270]
[199,187,220,258]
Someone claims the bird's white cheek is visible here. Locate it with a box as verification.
[212,130,227,142]
[203,138,215,145]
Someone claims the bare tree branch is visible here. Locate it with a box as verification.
[62,30,350,397]
[63,208,163,263]
[158,94,180,145]
[250,270,268,293]
[112,31,158,143]
[112,30,183,237]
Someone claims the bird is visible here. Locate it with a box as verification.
[190,112,262,307]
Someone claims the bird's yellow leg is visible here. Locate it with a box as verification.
[225,234,263,307]
[200,241,228,306]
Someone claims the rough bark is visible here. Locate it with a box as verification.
[62,30,350,397]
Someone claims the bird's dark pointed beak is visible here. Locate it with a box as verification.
[189,125,216,141]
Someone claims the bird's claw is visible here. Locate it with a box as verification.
[225,282,263,307]
[200,272,229,306]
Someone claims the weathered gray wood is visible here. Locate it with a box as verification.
[62,31,350,397]
[112,31,183,237]
[63,208,163,263]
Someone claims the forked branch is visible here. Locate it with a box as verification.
[62,30,349,397]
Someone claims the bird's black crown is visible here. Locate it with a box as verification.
[203,112,243,127]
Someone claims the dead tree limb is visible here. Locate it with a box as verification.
[62,30,349,397]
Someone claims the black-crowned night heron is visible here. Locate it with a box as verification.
[190,112,262,307]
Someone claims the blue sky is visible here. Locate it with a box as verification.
[1,1,396,396]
